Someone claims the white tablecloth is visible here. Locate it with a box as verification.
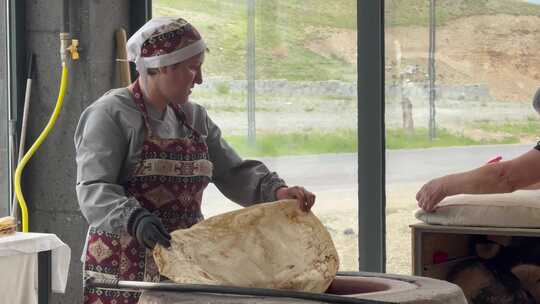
[0,232,71,303]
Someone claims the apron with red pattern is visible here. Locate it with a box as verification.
[83,80,212,304]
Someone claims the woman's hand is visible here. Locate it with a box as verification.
[416,177,448,212]
[276,186,316,212]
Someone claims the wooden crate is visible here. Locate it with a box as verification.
[410,223,540,280]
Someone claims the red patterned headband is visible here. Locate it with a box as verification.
[141,24,202,58]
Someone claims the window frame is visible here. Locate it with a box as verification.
[358,0,386,272]
[5,0,26,216]
[137,0,387,273]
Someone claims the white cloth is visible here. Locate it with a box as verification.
[0,253,36,304]
[415,190,540,227]
[0,232,71,294]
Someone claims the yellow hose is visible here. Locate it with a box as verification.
[14,62,68,232]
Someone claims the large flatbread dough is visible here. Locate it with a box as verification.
[153,199,339,293]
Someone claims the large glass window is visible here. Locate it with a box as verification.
[385,0,540,274]
[154,0,358,270]
[0,2,9,217]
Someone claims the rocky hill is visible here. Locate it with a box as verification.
[305,14,540,102]
[386,14,540,102]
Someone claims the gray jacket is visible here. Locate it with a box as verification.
[74,88,286,234]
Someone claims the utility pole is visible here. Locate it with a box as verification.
[394,41,414,133]
[428,0,437,140]
[246,0,256,145]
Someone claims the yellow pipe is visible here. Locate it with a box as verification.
[14,62,68,232]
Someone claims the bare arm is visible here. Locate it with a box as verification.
[521,181,540,190]
[417,149,540,212]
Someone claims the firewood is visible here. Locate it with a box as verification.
[448,260,492,301]
[486,235,512,247]
[475,242,501,259]
[511,264,540,303]
[448,260,534,303]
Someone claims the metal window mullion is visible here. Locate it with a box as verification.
[129,0,152,35]
[6,0,12,214]
[357,0,386,273]
[7,0,25,215]
[129,0,152,80]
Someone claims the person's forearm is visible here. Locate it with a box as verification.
[77,181,141,232]
[443,162,516,196]
[521,181,540,190]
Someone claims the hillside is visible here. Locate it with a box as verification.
[154,0,540,101]
[387,14,540,101]
[386,0,540,27]
[154,0,357,81]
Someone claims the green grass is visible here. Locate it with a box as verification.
[471,117,540,139]
[223,129,358,157]
[221,127,520,157]
[386,128,516,150]
[386,0,540,27]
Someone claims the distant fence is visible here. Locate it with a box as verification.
[386,83,492,102]
[199,78,492,101]
[199,79,357,97]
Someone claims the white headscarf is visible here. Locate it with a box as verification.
[126,17,207,77]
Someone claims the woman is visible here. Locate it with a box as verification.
[417,87,540,212]
[75,17,315,304]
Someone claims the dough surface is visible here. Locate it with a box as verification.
[153,199,339,293]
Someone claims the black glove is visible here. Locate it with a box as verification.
[128,209,171,250]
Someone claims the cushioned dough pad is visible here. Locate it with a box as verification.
[415,190,540,228]
[153,199,339,292]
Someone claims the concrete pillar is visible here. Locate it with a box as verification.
[23,0,129,302]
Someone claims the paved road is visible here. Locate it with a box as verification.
[386,143,531,183]
[202,143,533,215]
